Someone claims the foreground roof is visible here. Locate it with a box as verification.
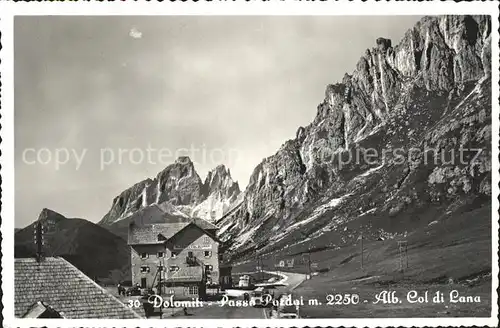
[22,301,62,318]
[15,257,142,319]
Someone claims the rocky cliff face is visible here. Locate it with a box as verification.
[99,158,241,226]
[218,15,492,259]
[192,165,241,222]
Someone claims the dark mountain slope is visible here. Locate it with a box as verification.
[15,208,130,282]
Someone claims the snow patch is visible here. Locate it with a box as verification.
[359,208,376,217]
[455,78,485,111]
[230,223,262,250]
[218,221,235,235]
[191,193,224,221]
[357,163,385,178]
[355,123,383,143]
[354,123,369,143]
[286,193,352,232]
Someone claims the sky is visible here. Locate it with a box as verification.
[15,15,422,228]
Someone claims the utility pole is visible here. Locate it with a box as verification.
[274,253,280,277]
[257,255,263,282]
[171,269,175,317]
[360,232,364,270]
[307,252,311,278]
[158,259,163,319]
[398,240,408,273]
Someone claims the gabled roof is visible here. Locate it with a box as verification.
[15,257,142,319]
[170,221,223,244]
[127,204,220,245]
[192,217,218,230]
[128,221,221,245]
[128,222,190,245]
[125,204,173,225]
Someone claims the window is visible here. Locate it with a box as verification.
[171,251,178,258]
[188,285,198,295]
[141,278,147,289]
[169,266,179,272]
[186,252,197,266]
[203,236,211,245]
[140,266,150,273]
[157,252,164,258]
[140,253,148,259]
[204,251,212,258]
[205,265,213,277]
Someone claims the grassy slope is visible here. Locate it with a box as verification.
[233,200,491,317]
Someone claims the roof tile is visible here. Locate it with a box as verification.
[15,257,142,319]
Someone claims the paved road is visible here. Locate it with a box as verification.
[170,302,267,319]
[169,270,307,319]
[264,270,308,292]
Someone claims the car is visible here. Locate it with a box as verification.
[250,291,264,307]
[279,312,299,319]
[125,286,142,296]
[279,304,300,318]
[251,288,273,307]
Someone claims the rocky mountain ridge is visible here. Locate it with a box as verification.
[99,157,240,226]
[217,15,492,261]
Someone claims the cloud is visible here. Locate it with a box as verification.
[129,27,142,39]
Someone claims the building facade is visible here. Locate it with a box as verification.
[128,213,221,300]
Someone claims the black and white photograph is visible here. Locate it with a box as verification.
[1,2,498,327]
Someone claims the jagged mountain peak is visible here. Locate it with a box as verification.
[213,164,230,175]
[204,164,240,195]
[99,158,242,226]
[191,168,240,223]
[174,155,194,165]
